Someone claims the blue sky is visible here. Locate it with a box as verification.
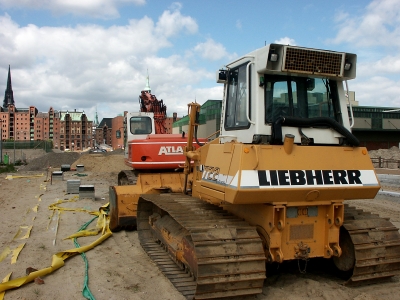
[0,0,399,122]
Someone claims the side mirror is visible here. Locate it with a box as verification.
[306,78,315,91]
[217,70,227,83]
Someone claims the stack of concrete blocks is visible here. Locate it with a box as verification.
[79,185,95,200]
[52,171,64,181]
[67,179,81,194]
[61,164,71,172]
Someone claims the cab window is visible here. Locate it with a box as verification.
[130,117,152,134]
[225,63,250,130]
[265,75,341,123]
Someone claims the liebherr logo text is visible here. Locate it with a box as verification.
[258,170,363,186]
[158,146,183,155]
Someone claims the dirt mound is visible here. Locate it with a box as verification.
[369,146,400,160]
[21,152,81,171]
[18,149,127,173]
[71,152,127,172]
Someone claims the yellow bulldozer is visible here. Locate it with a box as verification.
[109,43,400,299]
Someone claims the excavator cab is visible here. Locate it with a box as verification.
[131,116,153,135]
[123,112,156,163]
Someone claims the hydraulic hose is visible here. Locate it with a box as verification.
[272,116,359,146]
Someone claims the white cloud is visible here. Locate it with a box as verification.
[333,10,349,24]
[328,0,400,109]
[274,37,296,46]
[0,0,146,19]
[357,55,400,77]
[155,4,198,37]
[351,76,400,107]
[236,20,242,30]
[330,0,400,48]
[0,6,222,121]
[193,38,236,61]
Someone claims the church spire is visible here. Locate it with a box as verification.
[143,69,151,92]
[3,65,15,108]
[95,107,99,125]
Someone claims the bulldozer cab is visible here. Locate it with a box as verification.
[189,43,377,206]
[217,44,357,146]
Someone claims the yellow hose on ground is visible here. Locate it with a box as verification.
[0,273,12,300]
[0,204,111,294]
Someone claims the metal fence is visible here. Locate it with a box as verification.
[371,157,400,169]
[0,140,53,152]
[0,140,53,164]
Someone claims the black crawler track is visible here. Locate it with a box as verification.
[118,170,137,185]
[137,193,266,299]
[342,204,400,283]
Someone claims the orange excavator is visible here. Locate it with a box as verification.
[113,77,205,229]
[118,77,184,184]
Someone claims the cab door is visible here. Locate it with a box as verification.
[221,61,256,143]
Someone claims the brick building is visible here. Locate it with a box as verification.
[94,115,126,149]
[2,67,184,151]
[2,66,93,151]
[35,107,61,146]
[111,115,124,149]
[95,118,112,147]
[164,112,180,133]
[1,66,38,141]
[59,110,93,151]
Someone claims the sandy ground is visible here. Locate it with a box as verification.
[1,153,400,300]
[0,154,183,300]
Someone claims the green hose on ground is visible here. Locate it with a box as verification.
[74,216,98,300]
